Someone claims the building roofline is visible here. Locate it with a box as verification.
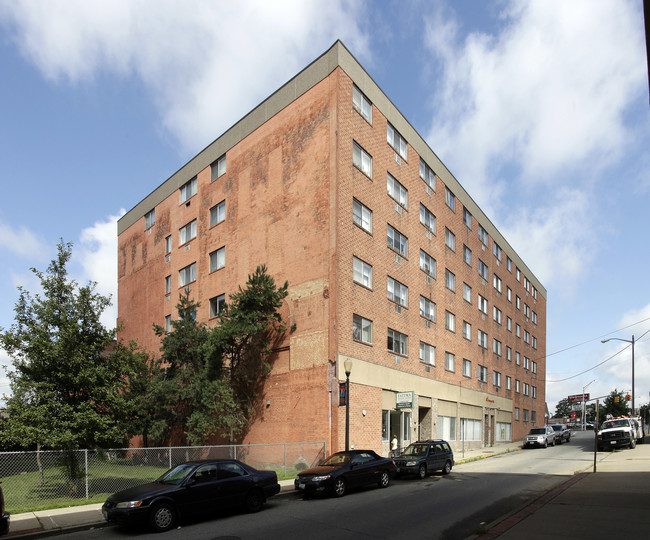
[118,40,546,298]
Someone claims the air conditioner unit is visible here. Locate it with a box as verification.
[395,204,402,214]
[395,254,401,264]
[426,276,432,284]
[165,255,171,263]
[425,186,432,195]
[426,320,431,328]
[395,153,401,164]
[395,305,402,314]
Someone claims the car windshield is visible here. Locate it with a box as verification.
[402,444,428,456]
[602,420,629,429]
[321,453,352,466]
[551,425,563,432]
[529,428,546,435]
[157,464,196,485]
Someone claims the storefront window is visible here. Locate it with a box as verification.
[382,410,390,441]
[439,416,456,440]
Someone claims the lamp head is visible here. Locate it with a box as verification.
[344,358,352,376]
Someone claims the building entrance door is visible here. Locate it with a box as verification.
[418,407,431,440]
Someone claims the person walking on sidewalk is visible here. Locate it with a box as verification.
[391,434,398,457]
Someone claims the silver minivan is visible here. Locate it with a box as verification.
[523,426,556,448]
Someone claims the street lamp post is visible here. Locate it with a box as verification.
[582,379,596,430]
[601,335,635,416]
[344,358,352,451]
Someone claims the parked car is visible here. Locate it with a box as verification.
[597,418,637,451]
[550,424,571,444]
[523,426,556,448]
[294,450,395,497]
[394,440,454,479]
[0,483,9,536]
[102,459,280,532]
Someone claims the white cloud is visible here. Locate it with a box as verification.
[0,221,48,259]
[75,211,125,330]
[0,0,370,154]
[422,0,645,291]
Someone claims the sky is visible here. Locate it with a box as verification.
[0,0,648,415]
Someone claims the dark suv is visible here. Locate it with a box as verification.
[394,440,454,479]
[0,483,9,536]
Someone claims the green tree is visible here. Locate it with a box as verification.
[146,292,242,446]
[600,389,630,419]
[146,265,291,446]
[554,398,571,418]
[0,241,148,487]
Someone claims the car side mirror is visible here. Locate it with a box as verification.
[185,478,196,487]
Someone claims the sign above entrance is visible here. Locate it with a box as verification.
[396,391,414,409]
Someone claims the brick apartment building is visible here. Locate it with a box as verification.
[117,41,546,456]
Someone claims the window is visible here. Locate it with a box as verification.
[387,122,407,159]
[165,235,172,254]
[493,242,502,261]
[524,330,530,344]
[478,224,488,246]
[420,250,436,278]
[515,407,520,421]
[516,324,521,338]
[532,311,538,325]
[462,418,482,441]
[388,328,408,355]
[420,203,436,233]
[463,207,472,228]
[445,228,455,251]
[516,296,521,310]
[209,247,225,272]
[524,276,530,292]
[445,352,455,372]
[440,416,456,441]
[493,306,502,325]
[515,379,520,393]
[506,376,512,390]
[387,276,408,307]
[145,209,155,229]
[463,321,471,340]
[532,361,537,374]
[353,314,372,343]
[210,155,226,181]
[523,409,529,422]
[353,141,372,178]
[516,352,521,365]
[353,85,372,122]
[478,365,488,382]
[420,342,435,365]
[387,224,408,257]
[507,287,512,302]
[506,346,512,361]
[419,296,436,321]
[445,187,455,211]
[532,386,537,399]
[531,410,536,423]
[445,269,455,291]
[179,219,197,245]
[353,198,372,233]
[463,283,472,303]
[524,383,530,396]
[532,336,538,349]
[179,262,196,287]
[463,245,472,265]
[493,274,502,293]
[478,294,488,315]
[463,359,471,377]
[523,356,530,370]
[478,259,488,280]
[445,311,456,332]
[387,173,408,208]
[210,200,226,226]
[180,177,197,203]
[478,330,488,349]
[493,339,502,356]
[165,275,171,294]
[507,317,512,331]
[493,371,502,387]
[507,257,512,272]
[353,257,372,288]
[524,303,531,318]
[165,314,171,332]
[419,159,435,190]
[209,294,225,318]
[516,268,521,281]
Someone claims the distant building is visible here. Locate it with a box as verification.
[117,41,546,455]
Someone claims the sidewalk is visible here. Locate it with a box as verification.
[8,436,647,539]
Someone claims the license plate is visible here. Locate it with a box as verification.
[610,441,617,445]
[298,483,305,489]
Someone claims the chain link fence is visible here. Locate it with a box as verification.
[0,442,326,514]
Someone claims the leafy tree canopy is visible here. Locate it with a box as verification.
[554,398,572,419]
[599,388,630,420]
[0,241,148,451]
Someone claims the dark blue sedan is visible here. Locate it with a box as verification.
[102,459,280,532]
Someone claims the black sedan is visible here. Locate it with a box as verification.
[102,459,280,532]
[550,423,571,444]
[294,450,395,497]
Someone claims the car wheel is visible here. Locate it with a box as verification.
[149,503,176,533]
[378,470,390,488]
[543,439,548,448]
[567,435,571,443]
[331,478,346,497]
[630,437,636,449]
[442,460,452,475]
[557,437,562,445]
[245,488,264,513]
[417,464,427,480]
